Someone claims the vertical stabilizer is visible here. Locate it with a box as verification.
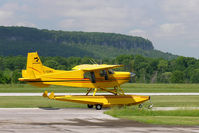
[26,52,44,78]
[19,52,51,87]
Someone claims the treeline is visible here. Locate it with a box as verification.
[115,55,199,83]
[0,26,176,59]
[0,55,198,84]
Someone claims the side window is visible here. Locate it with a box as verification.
[100,70,108,80]
[84,71,96,83]
[100,70,106,77]
[84,72,91,79]
[108,69,114,74]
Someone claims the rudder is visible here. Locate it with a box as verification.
[19,52,52,87]
[25,52,44,78]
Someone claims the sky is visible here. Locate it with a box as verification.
[0,0,198,58]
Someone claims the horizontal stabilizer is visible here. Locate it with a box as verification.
[42,91,55,99]
[42,91,48,97]
[49,92,55,99]
[18,78,40,82]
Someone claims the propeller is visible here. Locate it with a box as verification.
[130,72,136,77]
[129,72,136,83]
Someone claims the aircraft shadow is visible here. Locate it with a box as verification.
[38,107,61,110]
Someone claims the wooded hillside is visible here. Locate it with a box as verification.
[0,26,176,59]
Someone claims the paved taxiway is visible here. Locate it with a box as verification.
[0,92,199,96]
[0,108,198,133]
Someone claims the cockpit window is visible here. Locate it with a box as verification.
[100,70,106,77]
[84,71,96,83]
[108,69,114,74]
[100,70,108,80]
[84,72,91,79]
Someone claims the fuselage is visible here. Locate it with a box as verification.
[27,69,131,88]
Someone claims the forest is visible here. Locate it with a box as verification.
[0,54,198,84]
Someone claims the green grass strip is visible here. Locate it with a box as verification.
[0,83,199,93]
[105,107,199,125]
[0,96,85,108]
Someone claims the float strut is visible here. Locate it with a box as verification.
[93,88,98,96]
[86,88,92,95]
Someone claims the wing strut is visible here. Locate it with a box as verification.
[85,85,125,96]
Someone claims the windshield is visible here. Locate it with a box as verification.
[108,69,114,74]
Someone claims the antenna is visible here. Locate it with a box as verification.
[89,59,95,64]
[88,58,98,64]
[91,59,98,64]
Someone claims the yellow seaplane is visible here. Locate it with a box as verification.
[19,52,150,110]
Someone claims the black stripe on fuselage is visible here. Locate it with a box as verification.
[27,79,120,83]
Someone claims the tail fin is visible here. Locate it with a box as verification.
[19,52,52,87]
[20,52,55,80]
[24,52,44,78]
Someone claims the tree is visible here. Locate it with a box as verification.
[0,71,5,83]
[174,56,187,71]
[158,72,172,83]
[171,70,184,83]
[43,60,59,69]
[158,60,168,72]
[191,69,199,83]
[57,65,67,70]
[11,69,21,84]
[2,69,12,84]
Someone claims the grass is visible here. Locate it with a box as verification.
[151,95,199,107]
[0,83,199,93]
[0,84,87,93]
[121,83,199,93]
[0,96,85,108]
[105,107,199,125]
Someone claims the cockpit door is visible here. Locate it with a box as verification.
[84,71,96,83]
[100,70,109,80]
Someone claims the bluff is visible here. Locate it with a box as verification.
[0,26,176,59]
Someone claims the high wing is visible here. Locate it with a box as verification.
[72,64,123,71]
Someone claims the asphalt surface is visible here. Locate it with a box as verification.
[0,92,199,96]
[0,108,198,133]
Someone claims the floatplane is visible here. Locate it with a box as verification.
[19,52,151,110]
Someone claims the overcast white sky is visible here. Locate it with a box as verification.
[0,0,198,58]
